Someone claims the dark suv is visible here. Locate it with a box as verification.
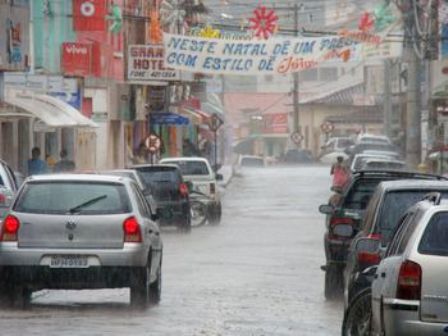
[131,164,191,231]
[319,170,444,300]
[343,179,448,308]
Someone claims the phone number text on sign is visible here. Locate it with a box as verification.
[128,45,179,82]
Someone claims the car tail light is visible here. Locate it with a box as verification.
[329,217,355,239]
[357,251,381,264]
[397,260,421,300]
[210,183,216,195]
[330,217,355,226]
[123,217,142,243]
[179,183,189,197]
[0,215,20,242]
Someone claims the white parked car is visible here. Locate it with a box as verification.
[357,133,392,145]
[159,157,222,225]
[371,194,448,335]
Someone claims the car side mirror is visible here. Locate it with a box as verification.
[355,237,380,254]
[215,173,224,181]
[319,204,334,215]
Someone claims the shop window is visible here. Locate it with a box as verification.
[319,67,338,81]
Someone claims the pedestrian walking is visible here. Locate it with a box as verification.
[133,143,148,165]
[27,147,48,176]
[330,156,350,191]
[54,149,76,173]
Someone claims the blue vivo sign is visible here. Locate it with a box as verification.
[150,112,189,126]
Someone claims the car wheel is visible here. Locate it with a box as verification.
[130,260,150,309]
[324,265,343,300]
[149,261,162,304]
[341,288,372,336]
[208,202,222,226]
[0,286,31,309]
[190,201,207,227]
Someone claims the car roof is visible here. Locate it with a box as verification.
[130,164,179,169]
[363,158,405,164]
[160,157,209,163]
[26,174,129,184]
[377,179,448,192]
[352,170,443,179]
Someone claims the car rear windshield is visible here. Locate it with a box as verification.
[14,181,131,215]
[343,179,382,210]
[166,161,210,176]
[419,212,448,256]
[364,161,405,170]
[135,166,181,187]
[377,190,448,245]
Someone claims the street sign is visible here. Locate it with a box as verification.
[208,113,224,132]
[320,121,334,134]
[144,134,161,153]
[290,131,304,145]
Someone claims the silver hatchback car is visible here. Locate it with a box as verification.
[371,194,448,335]
[0,174,163,308]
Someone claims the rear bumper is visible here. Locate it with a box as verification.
[0,242,149,267]
[0,265,135,290]
[381,299,448,336]
[324,233,351,264]
[156,200,190,225]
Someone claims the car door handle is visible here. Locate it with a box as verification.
[381,272,386,278]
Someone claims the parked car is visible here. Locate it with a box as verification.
[0,160,21,222]
[344,179,448,308]
[131,164,191,231]
[320,137,355,156]
[361,158,407,171]
[362,150,401,159]
[159,157,222,225]
[284,149,314,164]
[0,174,163,308]
[357,133,391,145]
[371,194,448,335]
[350,154,394,172]
[346,143,398,161]
[237,155,265,168]
[319,170,445,300]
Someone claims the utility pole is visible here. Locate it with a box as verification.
[292,3,300,144]
[383,59,392,139]
[403,0,421,168]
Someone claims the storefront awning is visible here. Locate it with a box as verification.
[4,90,97,128]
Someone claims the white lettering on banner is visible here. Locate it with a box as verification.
[162,32,402,76]
[128,44,179,82]
[65,44,88,55]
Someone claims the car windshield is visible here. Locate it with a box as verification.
[363,161,405,170]
[343,179,382,210]
[377,190,448,244]
[419,212,448,256]
[14,182,131,215]
[165,161,210,176]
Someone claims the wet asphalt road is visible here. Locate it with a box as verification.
[0,165,343,336]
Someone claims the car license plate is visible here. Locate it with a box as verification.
[50,255,88,268]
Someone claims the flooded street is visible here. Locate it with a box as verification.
[0,166,343,336]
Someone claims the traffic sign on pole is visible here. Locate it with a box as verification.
[290,131,304,145]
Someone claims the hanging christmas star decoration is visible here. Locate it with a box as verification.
[199,25,221,39]
[373,3,395,32]
[358,12,374,32]
[249,5,278,40]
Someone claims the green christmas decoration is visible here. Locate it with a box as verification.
[107,4,123,34]
[373,3,395,32]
